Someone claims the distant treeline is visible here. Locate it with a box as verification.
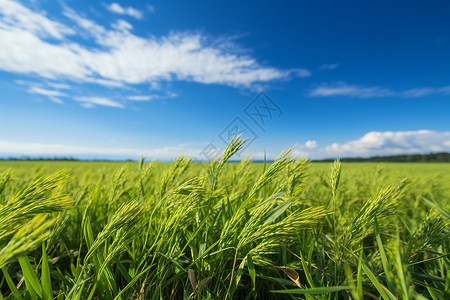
[313,152,450,162]
[1,157,80,161]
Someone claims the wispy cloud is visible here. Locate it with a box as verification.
[111,19,133,31]
[319,63,339,70]
[309,82,450,98]
[46,82,71,90]
[309,82,395,98]
[28,86,67,97]
[127,95,155,101]
[0,0,74,39]
[107,3,143,20]
[74,97,124,108]
[292,68,312,78]
[26,86,66,103]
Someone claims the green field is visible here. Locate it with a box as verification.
[0,139,449,299]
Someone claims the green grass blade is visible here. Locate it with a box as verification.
[113,267,151,300]
[18,256,42,299]
[2,267,23,300]
[426,285,445,300]
[374,217,395,292]
[41,244,53,300]
[357,252,363,299]
[299,249,314,288]
[361,263,396,300]
[247,254,256,292]
[270,286,348,294]
[262,199,292,225]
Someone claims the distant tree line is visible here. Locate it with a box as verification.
[313,152,450,162]
[0,156,80,161]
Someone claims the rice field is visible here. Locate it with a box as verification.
[0,137,449,299]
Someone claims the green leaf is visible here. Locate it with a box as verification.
[374,217,395,292]
[426,284,445,300]
[257,274,297,287]
[229,256,247,297]
[395,233,409,299]
[270,286,348,294]
[247,254,256,292]
[113,267,151,300]
[18,256,42,299]
[357,252,363,299]
[262,199,292,225]
[299,249,314,288]
[41,244,53,300]
[2,267,23,300]
[361,263,396,300]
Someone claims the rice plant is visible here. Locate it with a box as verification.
[0,137,448,299]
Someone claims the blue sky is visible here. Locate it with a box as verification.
[1,0,449,160]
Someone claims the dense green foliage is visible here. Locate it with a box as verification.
[0,138,449,299]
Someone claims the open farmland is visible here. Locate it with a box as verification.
[0,138,449,299]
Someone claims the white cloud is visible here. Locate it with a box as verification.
[283,141,316,159]
[0,27,91,80]
[309,82,395,98]
[28,86,67,97]
[16,81,68,103]
[323,130,450,157]
[16,78,154,108]
[305,140,317,149]
[0,0,74,39]
[107,3,143,19]
[62,8,105,36]
[0,0,311,97]
[111,19,133,31]
[26,86,66,103]
[46,82,71,89]
[320,63,339,70]
[127,95,155,101]
[0,1,307,96]
[292,68,312,78]
[289,149,310,159]
[439,86,450,94]
[402,87,436,97]
[309,82,450,98]
[74,97,124,108]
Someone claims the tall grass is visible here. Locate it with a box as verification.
[0,137,448,299]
